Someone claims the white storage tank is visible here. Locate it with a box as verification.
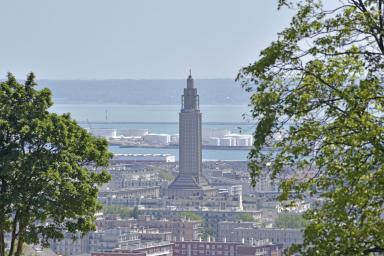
[237,137,250,146]
[224,134,241,146]
[170,134,179,144]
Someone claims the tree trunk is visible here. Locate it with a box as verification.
[9,210,19,256]
[0,178,6,256]
[0,230,5,256]
[14,234,24,256]
[0,214,6,256]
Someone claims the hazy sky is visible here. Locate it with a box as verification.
[1,0,294,79]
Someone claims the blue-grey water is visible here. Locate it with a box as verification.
[81,122,255,135]
[49,104,254,161]
[50,104,252,123]
[109,146,249,161]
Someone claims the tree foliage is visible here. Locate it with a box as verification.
[103,205,139,219]
[238,0,384,255]
[179,212,203,221]
[158,169,175,182]
[240,213,255,222]
[0,73,112,256]
[275,214,306,229]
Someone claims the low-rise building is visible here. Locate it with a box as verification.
[218,222,303,249]
[99,187,160,200]
[97,215,201,242]
[50,232,89,255]
[141,209,262,236]
[91,241,173,256]
[89,228,141,252]
[143,134,171,145]
[112,154,175,164]
[173,240,282,256]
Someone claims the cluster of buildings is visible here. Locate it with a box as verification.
[44,74,307,256]
[49,212,288,256]
[89,121,253,149]
[91,128,253,148]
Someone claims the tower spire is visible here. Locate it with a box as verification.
[187,69,194,89]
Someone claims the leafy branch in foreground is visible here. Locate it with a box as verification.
[238,0,384,255]
[0,73,112,256]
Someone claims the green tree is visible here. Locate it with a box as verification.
[237,1,384,255]
[240,213,255,222]
[103,205,140,219]
[103,205,133,219]
[201,228,214,241]
[158,169,175,182]
[131,206,140,219]
[0,73,112,256]
[275,214,306,229]
[179,212,203,221]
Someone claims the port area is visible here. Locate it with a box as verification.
[108,141,252,151]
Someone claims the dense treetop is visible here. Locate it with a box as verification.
[0,73,112,256]
[238,0,384,255]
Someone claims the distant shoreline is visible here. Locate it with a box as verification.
[115,144,252,151]
[78,121,254,125]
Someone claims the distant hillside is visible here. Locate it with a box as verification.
[36,79,250,105]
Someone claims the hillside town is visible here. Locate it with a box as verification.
[35,74,309,256]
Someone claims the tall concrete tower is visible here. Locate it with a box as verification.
[168,72,215,197]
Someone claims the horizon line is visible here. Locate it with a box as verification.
[35,77,237,81]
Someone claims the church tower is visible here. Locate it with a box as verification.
[168,72,215,197]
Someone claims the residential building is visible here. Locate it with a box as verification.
[173,240,282,256]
